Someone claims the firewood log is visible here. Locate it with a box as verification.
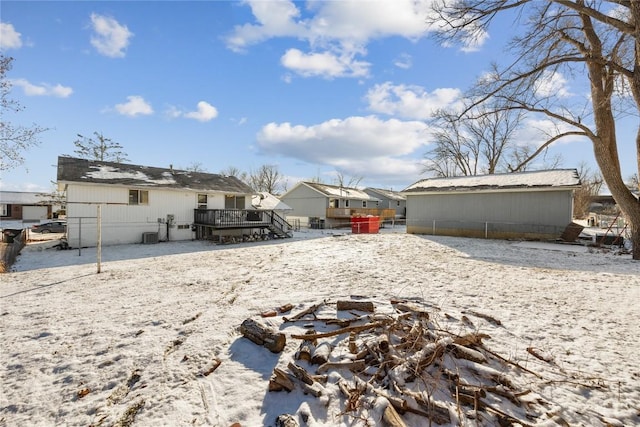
[336,300,375,313]
[393,302,429,319]
[381,399,408,427]
[316,360,365,374]
[311,342,332,365]
[269,368,295,392]
[295,330,316,362]
[290,322,384,340]
[240,318,286,353]
[283,302,324,322]
[287,362,314,385]
[278,303,294,313]
[448,343,487,364]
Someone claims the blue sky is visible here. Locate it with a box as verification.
[1,0,637,193]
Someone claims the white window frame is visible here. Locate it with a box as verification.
[129,189,149,205]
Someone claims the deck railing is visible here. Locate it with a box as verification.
[193,209,291,235]
[326,207,396,219]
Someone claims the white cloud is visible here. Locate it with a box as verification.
[393,53,413,69]
[11,78,73,98]
[366,82,462,120]
[515,117,585,146]
[225,0,471,78]
[184,101,219,122]
[281,49,370,79]
[167,101,219,122]
[114,96,153,117]
[0,22,22,49]
[256,115,429,182]
[534,70,571,98]
[90,13,133,58]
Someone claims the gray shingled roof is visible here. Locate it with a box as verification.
[300,182,380,201]
[403,169,581,193]
[57,156,255,194]
[364,187,406,201]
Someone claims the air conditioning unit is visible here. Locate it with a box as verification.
[142,232,158,244]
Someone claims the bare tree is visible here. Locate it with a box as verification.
[425,101,525,176]
[184,162,207,172]
[249,164,284,194]
[0,55,49,171]
[333,170,363,188]
[37,181,67,217]
[574,162,604,219]
[629,174,639,192]
[220,166,249,183]
[428,0,640,259]
[71,132,129,162]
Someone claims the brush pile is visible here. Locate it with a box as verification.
[240,298,605,426]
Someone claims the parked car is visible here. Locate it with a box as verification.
[31,220,67,234]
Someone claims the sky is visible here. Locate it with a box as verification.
[2,229,639,426]
[1,0,638,193]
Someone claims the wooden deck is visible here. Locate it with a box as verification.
[326,207,396,220]
[193,209,292,240]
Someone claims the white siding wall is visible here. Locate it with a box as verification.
[65,184,233,246]
[280,185,328,219]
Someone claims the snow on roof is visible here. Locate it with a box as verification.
[86,166,178,186]
[403,169,581,193]
[364,187,406,201]
[251,192,292,211]
[57,156,255,194]
[303,182,380,201]
[0,191,50,205]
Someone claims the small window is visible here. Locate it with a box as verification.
[129,189,149,205]
[362,201,367,208]
[197,194,208,209]
[345,199,350,208]
[0,204,8,217]
[397,200,401,207]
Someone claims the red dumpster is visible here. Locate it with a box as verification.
[351,216,380,234]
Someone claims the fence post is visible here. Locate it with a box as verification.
[485,222,488,239]
[432,220,436,235]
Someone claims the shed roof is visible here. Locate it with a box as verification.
[403,169,581,194]
[57,156,255,194]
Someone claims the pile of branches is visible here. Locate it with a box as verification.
[240,299,603,426]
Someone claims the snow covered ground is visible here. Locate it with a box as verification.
[1,227,639,426]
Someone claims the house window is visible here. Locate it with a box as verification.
[197,194,208,209]
[362,201,367,208]
[345,199,350,208]
[0,204,8,217]
[225,195,245,209]
[129,189,149,205]
[397,201,401,207]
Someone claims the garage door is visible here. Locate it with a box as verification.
[22,206,48,220]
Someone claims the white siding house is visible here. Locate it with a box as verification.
[57,156,256,247]
[279,182,387,229]
[402,169,581,240]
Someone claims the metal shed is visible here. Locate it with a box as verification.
[402,169,581,240]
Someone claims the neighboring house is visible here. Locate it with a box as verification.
[363,188,406,219]
[402,169,581,240]
[0,191,54,222]
[280,181,395,229]
[57,156,291,247]
[251,192,293,214]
